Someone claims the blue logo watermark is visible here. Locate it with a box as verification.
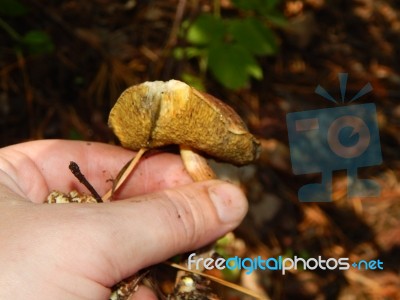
[286,73,382,202]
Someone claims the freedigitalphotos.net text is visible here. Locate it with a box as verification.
[188,254,383,275]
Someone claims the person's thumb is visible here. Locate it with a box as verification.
[92,179,248,285]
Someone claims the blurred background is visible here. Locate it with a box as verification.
[1,0,399,299]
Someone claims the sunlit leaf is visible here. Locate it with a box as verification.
[174,46,204,61]
[208,42,262,90]
[173,47,185,59]
[265,11,288,26]
[179,2,283,90]
[181,73,205,91]
[186,14,225,45]
[228,18,278,56]
[247,61,263,80]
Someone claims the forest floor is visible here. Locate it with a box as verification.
[1,0,400,299]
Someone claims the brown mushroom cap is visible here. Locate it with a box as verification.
[108,80,260,165]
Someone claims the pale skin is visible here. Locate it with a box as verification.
[0,140,248,300]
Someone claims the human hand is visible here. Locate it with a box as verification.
[0,140,248,299]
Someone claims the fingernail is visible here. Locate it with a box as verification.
[208,183,248,224]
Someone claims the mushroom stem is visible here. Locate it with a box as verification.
[179,145,216,182]
[102,148,147,201]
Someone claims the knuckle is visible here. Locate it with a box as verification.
[163,188,206,247]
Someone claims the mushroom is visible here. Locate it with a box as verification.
[105,79,260,198]
[106,80,262,298]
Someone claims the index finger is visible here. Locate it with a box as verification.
[0,140,192,203]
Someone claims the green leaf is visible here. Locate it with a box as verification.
[181,73,205,91]
[247,60,263,80]
[174,46,204,60]
[221,263,241,281]
[265,11,288,26]
[173,47,185,59]
[228,18,278,56]
[68,128,84,140]
[21,30,54,54]
[208,42,263,89]
[0,0,28,16]
[186,14,225,46]
[185,47,204,59]
[174,46,201,59]
[262,0,282,11]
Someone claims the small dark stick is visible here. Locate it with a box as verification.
[69,161,103,203]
